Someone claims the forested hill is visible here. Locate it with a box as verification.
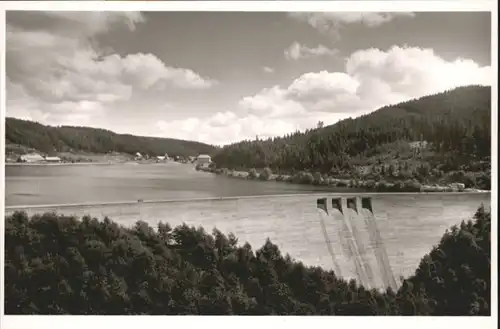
[5,118,217,157]
[212,85,491,176]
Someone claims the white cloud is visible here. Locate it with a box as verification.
[263,66,275,73]
[156,113,303,147]
[6,12,217,126]
[6,78,104,126]
[346,46,491,98]
[289,12,415,35]
[156,45,491,145]
[239,86,307,118]
[284,42,339,60]
[118,52,216,89]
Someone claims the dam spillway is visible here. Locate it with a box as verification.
[4,192,491,290]
[316,196,397,291]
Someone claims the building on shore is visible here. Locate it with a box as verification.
[44,156,62,163]
[135,152,142,160]
[18,153,45,163]
[449,182,466,190]
[195,154,211,165]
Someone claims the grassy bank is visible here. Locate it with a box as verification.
[4,204,491,315]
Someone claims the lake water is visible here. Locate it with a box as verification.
[5,162,352,206]
[4,162,491,289]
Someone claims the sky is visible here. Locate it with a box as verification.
[5,11,492,146]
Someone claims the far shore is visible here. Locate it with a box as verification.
[5,160,187,166]
[6,162,116,166]
[197,166,490,194]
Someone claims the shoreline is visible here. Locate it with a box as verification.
[5,162,116,166]
[5,161,186,167]
[198,167,490,194]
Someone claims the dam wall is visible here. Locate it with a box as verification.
[317,197,397,290]
[5,192,491,289]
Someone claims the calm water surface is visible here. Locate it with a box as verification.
[5,162,353,206]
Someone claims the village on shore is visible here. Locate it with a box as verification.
[5,150,213,166]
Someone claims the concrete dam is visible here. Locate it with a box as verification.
[5,192,489,290]
[317,196,397,291]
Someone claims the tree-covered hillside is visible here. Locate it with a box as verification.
[212,86,491,189]
[5,118,218,157]
[4,205,490,315]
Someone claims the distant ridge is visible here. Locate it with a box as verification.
[5,117,218,157]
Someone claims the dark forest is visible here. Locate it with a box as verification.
[4,205,490,315]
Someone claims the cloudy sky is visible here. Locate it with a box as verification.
[6,11,492,146]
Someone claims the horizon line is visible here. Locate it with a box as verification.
[4,84,491,148]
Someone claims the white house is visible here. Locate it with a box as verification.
[19,153,44,163]
[135,152,142,160]
[44,156,61,163]
[196,154,211,165]
[450,182,466,190]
